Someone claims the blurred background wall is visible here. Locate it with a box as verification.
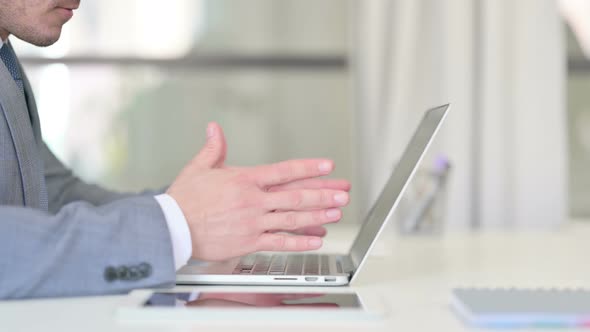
[13,0,590,228]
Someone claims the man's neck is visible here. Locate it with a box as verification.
[0,29,9,42]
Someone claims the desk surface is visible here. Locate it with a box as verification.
[3,222,590,332]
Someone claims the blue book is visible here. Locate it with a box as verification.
[451,288,590,328]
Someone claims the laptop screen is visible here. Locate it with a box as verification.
[347,104,449,278]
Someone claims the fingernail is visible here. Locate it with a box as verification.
[334,193,349,205]
[308,238,322,248]
[207,124,215,139]
[326,208,341,219]
[318,161,333,173]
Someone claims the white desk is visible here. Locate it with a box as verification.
[2,222,590,332]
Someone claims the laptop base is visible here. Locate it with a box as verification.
[177,254,351,286]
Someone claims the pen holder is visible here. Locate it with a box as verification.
[395,156,451,235]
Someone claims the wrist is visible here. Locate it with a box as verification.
[154,194,193,269]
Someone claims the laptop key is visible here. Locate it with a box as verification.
[303,255,320,275]
[236,256,257,271]
[285,258,304,275]
[336,261,343,274]
[320,255,330,275]
[238,255,256,265]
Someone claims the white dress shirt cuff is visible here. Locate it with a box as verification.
[154,194,193,270]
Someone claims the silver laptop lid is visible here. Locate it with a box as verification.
[347,104,450,280]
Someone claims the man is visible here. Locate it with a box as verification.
[0,1,351,299]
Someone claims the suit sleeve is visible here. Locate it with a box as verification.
[42,142,165,213]
[0,195,176,300]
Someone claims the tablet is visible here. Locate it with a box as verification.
[118,289,385,323]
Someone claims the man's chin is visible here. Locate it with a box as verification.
[17,30,62,47]
[33,35,62,47]
[33,38,61,47]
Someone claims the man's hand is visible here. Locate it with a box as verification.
[167,123,350,261]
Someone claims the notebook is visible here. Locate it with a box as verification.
[451,288,590,328]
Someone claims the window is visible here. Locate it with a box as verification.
[16,0,356,220]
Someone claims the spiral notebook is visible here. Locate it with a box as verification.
[451,288,590,328]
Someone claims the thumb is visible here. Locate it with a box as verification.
[191,122,227,170]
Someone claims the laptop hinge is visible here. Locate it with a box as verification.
[340,255,356,275]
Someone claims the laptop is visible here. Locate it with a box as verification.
[176,104,450,286]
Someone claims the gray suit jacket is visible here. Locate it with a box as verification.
[0,46,176,299]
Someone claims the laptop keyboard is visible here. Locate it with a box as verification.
[232,254,331,275]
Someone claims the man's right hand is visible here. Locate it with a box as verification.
[167,123,350,262]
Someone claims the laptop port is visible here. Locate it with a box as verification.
[304,277,318,282]
[325,277,336,282]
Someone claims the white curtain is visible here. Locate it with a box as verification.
[352,0,567,228]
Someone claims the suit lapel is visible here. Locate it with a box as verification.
[20,62,44,148]
[20,61,49,210]
[0,50,42,209]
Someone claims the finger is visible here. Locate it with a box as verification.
[213,124,227,168]
[269,226,327,237]
[256,233,323,251]
[190,122,227,170]
[268,178,351,192]
[290,226,328,237]
[260,209,341,232]
[250,159,334,188]
[263,189,349,211]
